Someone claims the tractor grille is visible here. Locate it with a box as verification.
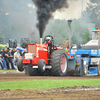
[28,44,36,57]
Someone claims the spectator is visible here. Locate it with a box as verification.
[14,49,21,64]
[5,46,7,49]
[67,43,69,49]
[11,48,16,58]
[0,49,3,55]
[0,54,4,69]
[8,49,15,69]
[5,46,9,52]
[3,48,10,69]
[0,49,7,69]
[22,41,27,49]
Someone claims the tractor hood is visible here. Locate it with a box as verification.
[84,40,98,47]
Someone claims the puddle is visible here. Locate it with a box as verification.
[60,87,100,92]
[0,71,22,74]
[39,87,100,93]
[2,72,7,73]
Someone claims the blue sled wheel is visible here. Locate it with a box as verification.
[97,66,100,76]
[84,65,87,75]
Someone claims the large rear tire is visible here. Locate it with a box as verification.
[50,49,68,76]
[17,59,24,72]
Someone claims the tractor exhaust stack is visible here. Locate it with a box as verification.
[40,38,42,44]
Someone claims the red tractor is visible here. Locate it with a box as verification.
[17,35,70,76]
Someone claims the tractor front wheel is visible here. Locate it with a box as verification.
[50,49,68,76]
[38,59,46,73]
[25,67,39,76]
[38,59,50,76]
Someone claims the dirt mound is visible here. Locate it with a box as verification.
[0,86,100,100]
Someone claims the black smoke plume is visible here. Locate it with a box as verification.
[32,0,69,38]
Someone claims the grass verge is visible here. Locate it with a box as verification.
[0,70,17,72]
[0,69,18,73]
[0,79,100,90]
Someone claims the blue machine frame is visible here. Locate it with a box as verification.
[70,48,100,75]
[70,29,100,75]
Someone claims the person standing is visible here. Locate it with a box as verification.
[5,46,9,52]
[3,48,10,69]
[8,49,15,69]
[11,48,16,56]
[22,41,27,49]
[0,49,7,69]
[0,54,4,69]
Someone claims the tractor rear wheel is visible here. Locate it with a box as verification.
[25,67,39,76]
[17,59,24,72]
[50,49,68,76]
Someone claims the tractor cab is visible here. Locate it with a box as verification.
[43,35,56,58]
[9,39,17,48]
[92,29,100,48]
[0,38,4,44]
[0,38,9,50]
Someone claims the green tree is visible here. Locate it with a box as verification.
[83,29,90,44]
[43,19,90,45]
[0,0,36,43]
[43,19,69,45]
[85,0,100,27]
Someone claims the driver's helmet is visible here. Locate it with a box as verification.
[46,37,51,41]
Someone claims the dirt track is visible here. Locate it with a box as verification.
[0,72,100,82]
[0,72,100,100]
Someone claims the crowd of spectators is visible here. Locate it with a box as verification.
[0,46,27,70]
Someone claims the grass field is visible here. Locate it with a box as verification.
[0,70,17,72]
[0,79,100,90]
